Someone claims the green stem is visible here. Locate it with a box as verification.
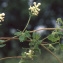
[42,36,48,41]
[23,15,31,32]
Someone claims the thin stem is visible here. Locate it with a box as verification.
[30,28,61,33]
[41,44,63,63]
[42,42,59,45]
[42,36,48,41]
[0,56,21,60]
[23,15,31,32]
[0,37,18,40]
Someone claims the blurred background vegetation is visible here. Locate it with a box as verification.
[0,0,63,63]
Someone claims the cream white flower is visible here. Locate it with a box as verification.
[29,2,41,16]
[24,49,34,58]
[0,13,5,22]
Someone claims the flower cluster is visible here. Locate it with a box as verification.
[29,2,41,16]
[24,49,34,59]
[0,13,5,22]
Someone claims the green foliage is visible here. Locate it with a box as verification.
[48,32,60,42]
[48,18,63,43]
[3,14,63,63]
[14,31,31,42]
[30,32,42,47]
[1,1,63,63]
[32,32,41,40]
[14,31,22,36]
[47,18,63,51]
[29,32,42,54]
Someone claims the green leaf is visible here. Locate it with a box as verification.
[0,44,6,47]
[48,34,60,42]
[15,31,31,42]
[14,31,22,36]
[34,40,42,49]
[25,31,31,38]
[19,35,25,42]
[32,32,41,40]
[0,40,5,44]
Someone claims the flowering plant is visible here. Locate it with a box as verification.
[0,2,63,63]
